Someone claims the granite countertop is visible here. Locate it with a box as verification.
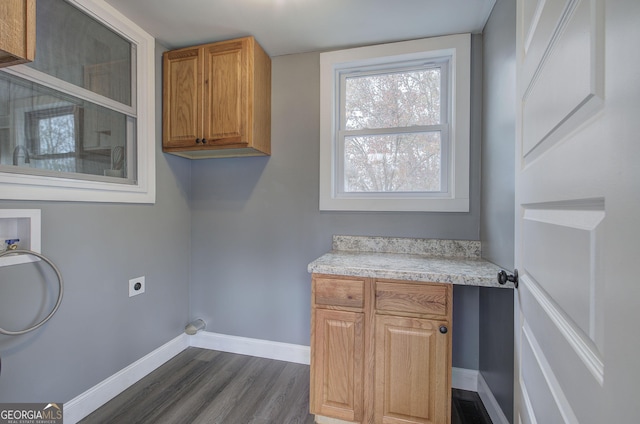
[307,235,514,289]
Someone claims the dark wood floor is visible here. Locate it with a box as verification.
[80,347,491,424]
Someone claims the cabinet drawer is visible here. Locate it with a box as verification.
[375,281,450,316]
[314,276,365,308]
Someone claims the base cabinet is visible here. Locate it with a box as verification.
[310,274,452,424]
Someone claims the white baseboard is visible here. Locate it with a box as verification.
[452,367,478,391]
[190,331,311,365]
[478,372,510,424]
[63,334,189,424]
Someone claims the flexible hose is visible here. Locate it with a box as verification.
[0,249,64,336]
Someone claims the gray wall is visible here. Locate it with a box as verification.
[480,0,516,421]
[481,0,516,270]
[190,36,485,370]
[0,42,192,403]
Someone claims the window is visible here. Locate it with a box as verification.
[25,106,83,172]
[320,34,470,212]
[0,0,155,203]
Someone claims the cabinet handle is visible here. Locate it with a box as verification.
[439,325,448,334]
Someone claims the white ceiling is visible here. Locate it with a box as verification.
[104,0,496,57]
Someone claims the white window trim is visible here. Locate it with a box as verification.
[0,0,156,204]
[319,34,470,212]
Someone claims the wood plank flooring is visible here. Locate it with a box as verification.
[80,347,491,424]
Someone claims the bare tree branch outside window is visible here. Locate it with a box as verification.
[342,66,443,193]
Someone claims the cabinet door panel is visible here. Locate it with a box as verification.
[163,48,201,147]
[312,309,364,422]
[202,40,247,144]
[375,315,451,424]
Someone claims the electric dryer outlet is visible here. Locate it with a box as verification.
[129,276,145,297]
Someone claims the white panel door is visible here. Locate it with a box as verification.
[515,0,640,423]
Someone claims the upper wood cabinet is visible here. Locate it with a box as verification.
[162,36,271,159]
[0,0,36,68]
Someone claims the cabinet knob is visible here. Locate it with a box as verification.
[195,138,201,144]
[202,138,207,144]
[439,325,448,334]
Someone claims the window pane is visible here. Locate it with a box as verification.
[344,132,441,192]
[37,112,76,155]
[344,67,441,130]
[0,73,135,183]
[28,0,133,106]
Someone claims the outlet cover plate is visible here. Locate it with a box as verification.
[129,276,145,297]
